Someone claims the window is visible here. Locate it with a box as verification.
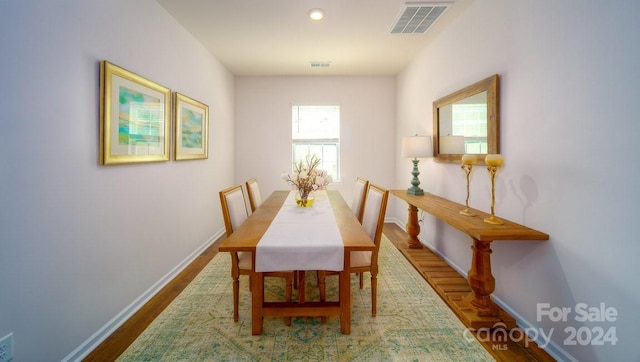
[291,105,340,181]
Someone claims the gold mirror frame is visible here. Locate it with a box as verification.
[433,74,499,164]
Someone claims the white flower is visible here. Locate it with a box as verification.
[283,154,331,196]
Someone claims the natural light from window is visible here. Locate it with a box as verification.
[291,105,340,181]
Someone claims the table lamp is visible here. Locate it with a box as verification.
[439,135,465,154]
[401,135,432,195]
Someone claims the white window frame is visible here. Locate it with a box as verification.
[291,105,340,182]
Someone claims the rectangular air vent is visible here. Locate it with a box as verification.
[390,2,451,34]
[310,61,331,68]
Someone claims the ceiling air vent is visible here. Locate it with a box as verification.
[390,2,451,34]
[310,61,331,68]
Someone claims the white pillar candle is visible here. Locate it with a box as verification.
[485,154,504,167]
[461,154,477,165]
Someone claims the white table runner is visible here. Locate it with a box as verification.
[255,190,344,272]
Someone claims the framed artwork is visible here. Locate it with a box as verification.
[173,92,209,160]
[99,61,171,165]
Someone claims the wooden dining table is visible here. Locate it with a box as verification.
[218,190,375,335]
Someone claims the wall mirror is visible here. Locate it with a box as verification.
[433,74,499,164]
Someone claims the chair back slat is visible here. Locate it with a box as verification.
[361,183,389,247]
[246,178,263,212]
[351,177,369,223]
[219,185,248,236]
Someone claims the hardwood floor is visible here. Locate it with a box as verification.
[382,223,555,362]
[84,223,555,361]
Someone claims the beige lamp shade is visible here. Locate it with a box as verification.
[439,135,465,154]
[401,136,432,158]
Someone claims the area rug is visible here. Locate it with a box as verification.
[117,236,493,361]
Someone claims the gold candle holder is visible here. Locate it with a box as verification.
[484,154,504,225]
[460,154,476,216]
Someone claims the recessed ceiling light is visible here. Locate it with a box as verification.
[309,8,325,21]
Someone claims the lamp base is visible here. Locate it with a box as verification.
[407,158,425,195]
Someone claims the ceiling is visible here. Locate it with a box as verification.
[156,0,459,76]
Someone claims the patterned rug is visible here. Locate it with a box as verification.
[117,236,493,361]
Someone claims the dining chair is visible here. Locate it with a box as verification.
[318,183,389,317]
[351,177,369,223]
[245,177,262,213]
[219,184,293,324]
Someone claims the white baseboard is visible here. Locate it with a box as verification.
[388,218,574,362]
[62,229,225,362]
[490,294,576,362]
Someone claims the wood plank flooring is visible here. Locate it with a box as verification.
[383,223,555,362]
[84,223,555,361]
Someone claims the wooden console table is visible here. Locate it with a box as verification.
[391,190,549,329]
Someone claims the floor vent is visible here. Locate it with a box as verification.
[390,2,451,34]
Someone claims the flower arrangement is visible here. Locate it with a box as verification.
[282,154,332,206]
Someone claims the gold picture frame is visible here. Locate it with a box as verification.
[99,61,171,165]
[173,92,209,160]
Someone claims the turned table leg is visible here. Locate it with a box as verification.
[464,238,501,317]
[405,204,423,249]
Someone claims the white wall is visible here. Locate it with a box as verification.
[396,1,640,360]
[3,0,638,360]
[0,0,235,360]
[235,76,396,205]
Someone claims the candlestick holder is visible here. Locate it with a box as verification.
[459,163,476,216]
[484,154,504,225]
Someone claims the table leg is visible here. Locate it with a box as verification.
[406,204,423,249]
[297,271,306,304]
[251,271,264,335]
[464,238,501,317]
[339,251,351,334]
